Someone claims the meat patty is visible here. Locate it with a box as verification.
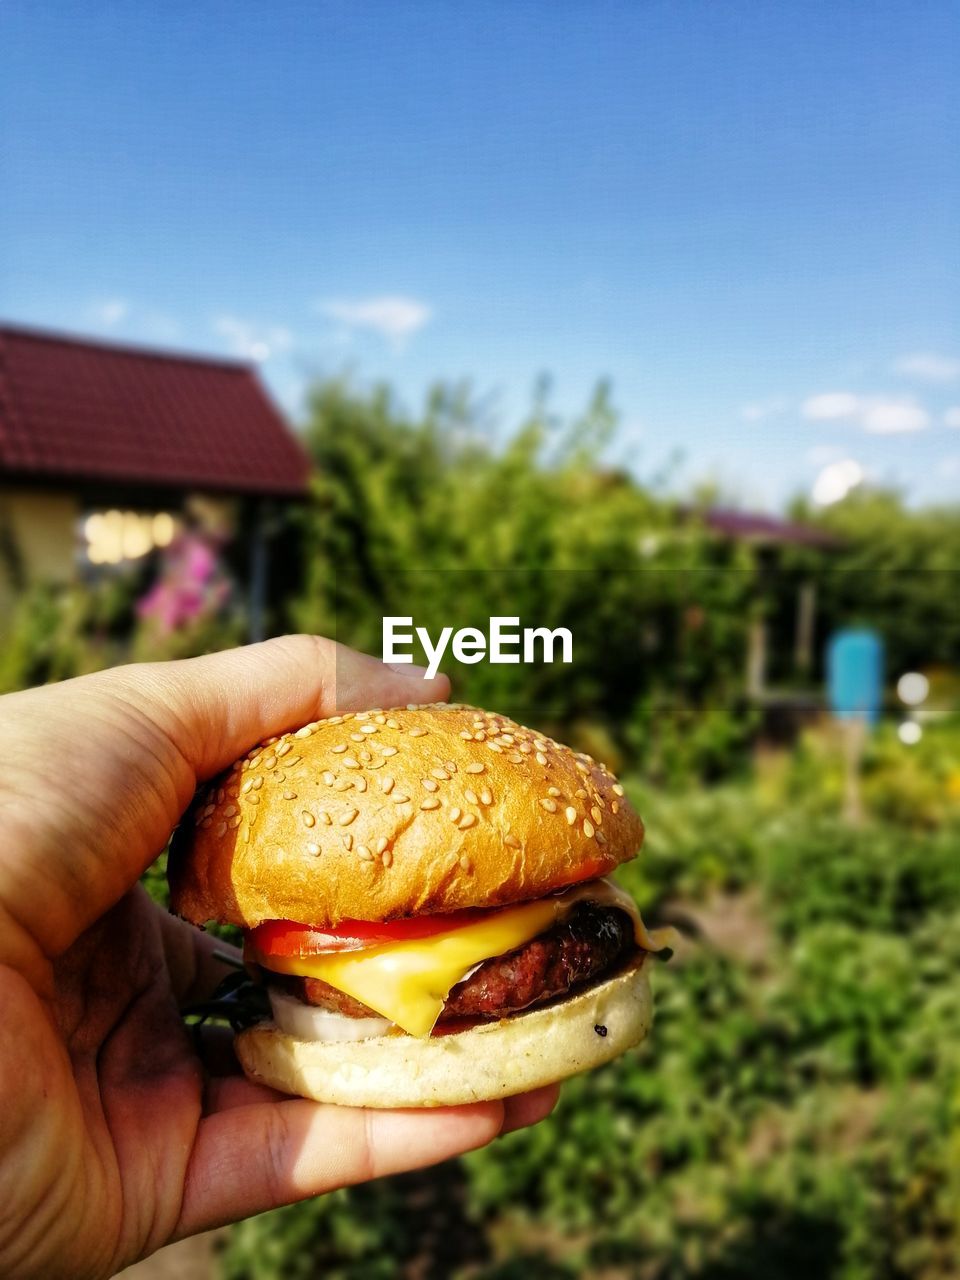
[275,903,636,1023]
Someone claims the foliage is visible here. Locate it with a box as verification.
[293,375,756,739]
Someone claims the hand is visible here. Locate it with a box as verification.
[0,636,558,1279]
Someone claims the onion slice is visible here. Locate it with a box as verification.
[268,988,392,1042]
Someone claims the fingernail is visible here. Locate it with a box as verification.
[385,662,432,678]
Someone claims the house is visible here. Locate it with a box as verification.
[0,323,310,637]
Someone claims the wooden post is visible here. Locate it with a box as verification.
[840,716,867,826]
[249,500,268,643]
[795,581,816,674]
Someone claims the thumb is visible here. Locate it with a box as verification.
[0,637,449,969]
[107,634,450,783]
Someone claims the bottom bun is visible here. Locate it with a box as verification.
[235,956,652,1108]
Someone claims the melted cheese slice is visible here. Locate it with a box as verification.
[256,878,669,1037]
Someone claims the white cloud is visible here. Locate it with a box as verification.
[812,458,863,507]
[859,399,928,434]
[739,397,788,422]
[315,295,431,347]
[213,315,294,363]
[893,351,960,383]
[89,297,130,327]
[944,406,960,429]
[801,391,863,421]
[938,455,960,478]
[801,391,929,434]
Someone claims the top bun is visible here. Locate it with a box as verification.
[169,703,643,929]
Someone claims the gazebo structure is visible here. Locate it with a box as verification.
[0,323,310,638]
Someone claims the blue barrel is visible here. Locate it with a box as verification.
[826,628,884,724]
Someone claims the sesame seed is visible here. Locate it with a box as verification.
[575,788,589,799]
[295,726,314,739]
[583,819,595,838]
[460,730,474,740]
[444,761,458,773]
[507,751,523,764]
[563,806,576,825]
[360,750,372,763]
[357,845,373,861]
[465,762,485,775]
[229,814,242,828]
[380,775,395,794]
[500,733,515,745]
[480,789,493,805]
[392,793,411,804]
[540,797,558,813]
[381,745,398,757]
[339,808,359,825]
[276,742,292,757]
[488,743,502,753]
[331,743,347,753]
[475,731,486,741]
[459,854,473,872]
[241,779,254,794]
[306,842,321,856]
[536,752,548,766]
[344,757,362,770]
[612,783,625,796]
[350,732,365,742]
[201,803,215,818]
[449,806,462,823]
[547,786,561,797]
[322,771,335,786]
[385,717,400,729]
[591,806,603,825]
[285,756,301,767]
[333,779,353,791]
[376,836,388,854]
[464,788,479,805]
[302,811,316,828]
[420,797,441,810]
[504,833,521,848]
[431,767,450,781]
[408,727,427,737]
[422,778,439,792]
[247,793,260,806]
[611,801,619,814]
[252,776,264,790]
[355,776,367,793]
[216,788,225,803]
[262,756,277,770]
[341,834,353,850]
[596,830,607,845]
[215,822,227,837]
[319,810,332,825]
[224,804,237,817]
[242,827,250,843]
[458,813,476,829]
[382,850,394,867]
[361,723,378,733]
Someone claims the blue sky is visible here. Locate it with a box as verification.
[2,1,958,508]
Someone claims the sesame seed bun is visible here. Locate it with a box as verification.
[234,956,652,1107]
[169,703,643,928]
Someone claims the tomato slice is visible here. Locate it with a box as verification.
[249,907,494,956]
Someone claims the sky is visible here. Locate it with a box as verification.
[2,1,958,509]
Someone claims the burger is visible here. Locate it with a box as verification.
[169,703,667,1108]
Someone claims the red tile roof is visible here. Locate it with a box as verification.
[700,507,838,547]
[0,324,310,497]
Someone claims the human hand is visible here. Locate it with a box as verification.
[0,637,558,1279]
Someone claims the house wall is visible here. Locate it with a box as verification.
[0,487,79,619]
